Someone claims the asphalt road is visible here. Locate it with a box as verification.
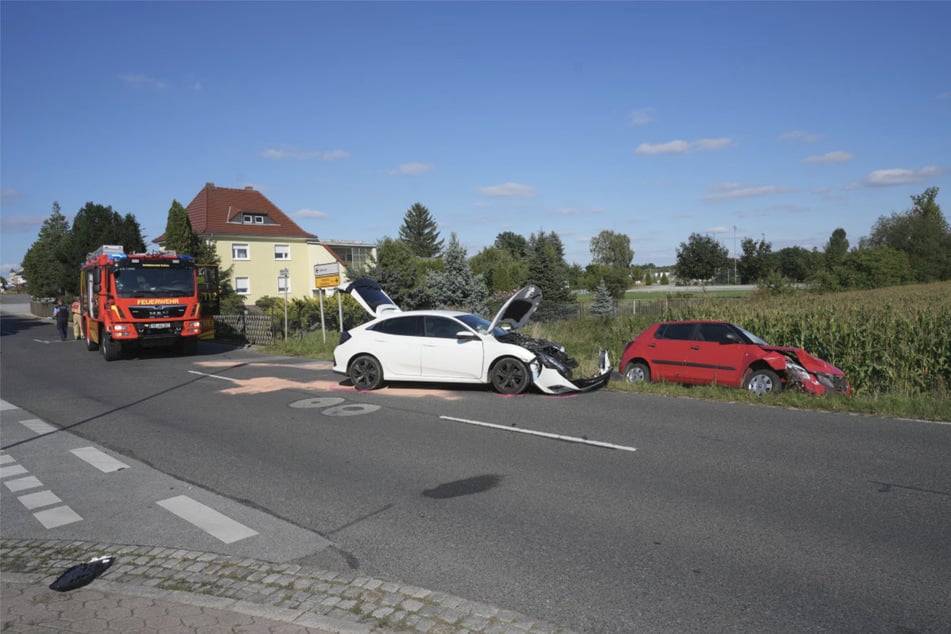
[2,304,949,633]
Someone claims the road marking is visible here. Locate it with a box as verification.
[440,416,638,453]
[0,454,14,465]
[21,419,58,435]
[157,495,259,544]
[188,370,239,382]
[33,506,83,529]
[4,475,43,492]
[18,489,62,510]
[0,464,28,479]
[0,400,18,411]
[70,447,130,473]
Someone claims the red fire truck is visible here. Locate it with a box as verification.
[80,245,203,361]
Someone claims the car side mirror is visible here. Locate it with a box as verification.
[722,333,740,344]
[456,330,478,340]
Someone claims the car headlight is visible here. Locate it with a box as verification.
[786,362,811,381]
[814,373,836,389]
[538,352,569,376]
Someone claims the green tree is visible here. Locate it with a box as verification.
[161,200,201,256]
[398,202,443,258]
[674,233,729,284]
[589,229,634,269]
[862,187,951,281]
[22,202,72,297]
[583,263,629,299]
[589,278,615,317]
[362,236,440,309]
[427,233,487,313]
[66,202,146,274]
[824,228,850,269]
[527,230,572,304]
[775,246,820,283]
[494,231,529,258]
[737,237,774,284]
[469,245,526,293]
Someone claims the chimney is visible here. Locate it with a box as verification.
[206,182,215,189]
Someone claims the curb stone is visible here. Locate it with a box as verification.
[1,538,574,633]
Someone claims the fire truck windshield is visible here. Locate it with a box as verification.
[114,267,196,298]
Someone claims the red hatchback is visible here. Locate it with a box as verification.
[618,320,851,396]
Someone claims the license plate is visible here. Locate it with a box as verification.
[150,322,170,329]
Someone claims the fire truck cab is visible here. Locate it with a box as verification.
[80,245,203,361]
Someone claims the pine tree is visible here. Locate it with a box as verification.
[22,202,72,297]
[398,202,443,258]
[527,230,572,303]
[162,200,201,256]
[426,233,487,314]
[589,278,615,316]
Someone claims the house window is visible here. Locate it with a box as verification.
[235,276,250,295]
[277,275,291,294]
[254,215,264,224]
[242,214,252,223]
[232,243,249,260]
[274,244,290,260]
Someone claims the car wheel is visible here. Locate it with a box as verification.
[745,368,781,395]
[623,362,650,383]
[101,332,121,362]
[349,355,384,390]
[490,357,530,395]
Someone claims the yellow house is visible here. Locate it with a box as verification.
[177,183,373,304]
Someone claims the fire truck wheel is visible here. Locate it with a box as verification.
[101,332,122,362]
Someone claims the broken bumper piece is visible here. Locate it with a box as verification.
[531,349,612,395]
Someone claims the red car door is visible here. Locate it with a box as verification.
[648,322,696,382]
[684,322,749,387]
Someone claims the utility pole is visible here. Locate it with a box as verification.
[733,225,737,285]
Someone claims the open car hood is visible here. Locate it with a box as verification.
[341,278,402,318]
[488,284,543,332]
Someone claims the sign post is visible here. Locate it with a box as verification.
[314,263,342,343]
[280,268,289,340]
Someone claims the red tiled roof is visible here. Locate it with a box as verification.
[184,183,315,239]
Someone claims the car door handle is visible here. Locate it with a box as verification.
[690,345,701,350]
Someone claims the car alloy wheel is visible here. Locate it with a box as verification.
[490,357,529,395]
[746,368,781,396]
[349,355,384,390]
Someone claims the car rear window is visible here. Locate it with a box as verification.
[370,315,423,336]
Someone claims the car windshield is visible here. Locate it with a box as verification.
[114,267,196,298]
[456,313,506,337]
[737,325,769,346]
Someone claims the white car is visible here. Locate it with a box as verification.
[332,279,611,395]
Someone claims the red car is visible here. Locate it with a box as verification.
[618,320,851,396]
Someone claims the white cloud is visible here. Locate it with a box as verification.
[0,214,45,233]
[705,226,731,234]
[388,162,433,175]
[321,149,350,160]
[478,182,536,198]
[859,166,943,187]
[119,73,168,90]
[780,130,820,143]
[703,183,794,201]
[802,151,855,164]
[294,209,329,219]
[635,137,732,155]
[628,108,654,126]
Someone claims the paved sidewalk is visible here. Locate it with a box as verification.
[1,539,570,633]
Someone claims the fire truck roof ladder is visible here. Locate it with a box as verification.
[87,245,125,259]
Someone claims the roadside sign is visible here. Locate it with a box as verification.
[315,274,340,288]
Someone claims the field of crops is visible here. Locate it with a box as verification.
[534,282,951,398]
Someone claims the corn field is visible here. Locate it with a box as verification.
[537,282,951,398]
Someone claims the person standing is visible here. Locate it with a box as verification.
[71,296,83,340]
[54,299,69,341]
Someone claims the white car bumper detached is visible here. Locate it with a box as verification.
[531,349,612,395]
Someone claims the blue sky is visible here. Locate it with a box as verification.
[2,1,949,277]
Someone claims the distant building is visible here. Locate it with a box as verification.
[155,183,374,304]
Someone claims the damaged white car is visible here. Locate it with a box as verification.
[332,279,611,395]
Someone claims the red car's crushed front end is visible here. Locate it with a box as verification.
[764,346,852,396]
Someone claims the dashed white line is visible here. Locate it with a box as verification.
[0,464,28,479]
[21,418,58,435]
[4,475,43,492]
[70,447,129,473]
[33,506,83,529]
[157,495,259,544]
[439,415,638,453]
[18,489,62,510]
[187,370,239,382]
